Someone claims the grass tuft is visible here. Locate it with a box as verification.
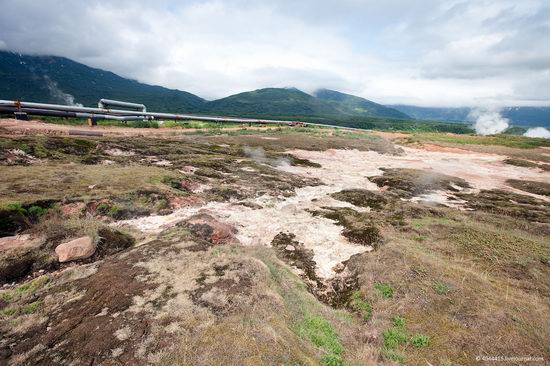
[0,275,49,303]
[374,282,394,298]
[433,281,450,295]
[349,291,372,321]
[382,327,409,349]
[391,316,405,328]
[382,348,406,364]
[297,313,346,366]
[410,334,431,348]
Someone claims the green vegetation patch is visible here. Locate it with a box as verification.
[374,282,394,298]
[0,300,41,318]
[382,349,405,364]
[381,315,431,362]
[410,334,431,348]
[348,291,372,321]
[383,326,408,349]
[409,133,550,149]
[432,281,450,295]
[297,313,344,363]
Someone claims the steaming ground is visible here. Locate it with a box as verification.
[119,144,549,280]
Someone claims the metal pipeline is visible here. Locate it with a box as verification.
[98,99,146,112]
[0,105,146,121]
[0,99,305,125]
[0,98,372,132]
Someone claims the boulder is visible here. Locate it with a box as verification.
[55,236,96,263]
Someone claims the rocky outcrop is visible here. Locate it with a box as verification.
[0,234,44,252]
[55,236,96,263]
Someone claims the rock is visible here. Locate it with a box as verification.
[180,165,197,173]
[55,236,96,263]
[0,234,45,252]
[180,179,200,192]
[60,202,86,216]
[285,245,296,251]
[183,213,238,245]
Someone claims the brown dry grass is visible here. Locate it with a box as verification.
[348,208,550,365]
[0,163,178,206]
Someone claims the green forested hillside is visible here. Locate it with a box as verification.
[0,51,205,112]
[314,89,410,119]
[201,87,411,120]
[200,87,340,118]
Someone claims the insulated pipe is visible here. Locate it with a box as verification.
[74,113,146,121]
[98,99,146,112]
[0,99,302,124]
[0,106,145,121]
[0,99,372,132]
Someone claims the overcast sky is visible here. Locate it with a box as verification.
[0,0,549,106]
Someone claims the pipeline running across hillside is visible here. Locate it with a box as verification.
[0,99,370,132]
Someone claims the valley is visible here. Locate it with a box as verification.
[1,119,548,365]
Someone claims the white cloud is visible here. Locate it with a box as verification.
[0,0,549,106]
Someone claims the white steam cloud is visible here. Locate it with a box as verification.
[523,127,550,139]
[243,146,291,167]
[43,75,82,106]
[468,108,509,135]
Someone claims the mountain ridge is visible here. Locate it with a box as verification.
[0,51,409,121]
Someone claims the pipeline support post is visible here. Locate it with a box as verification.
[14,112,29,121]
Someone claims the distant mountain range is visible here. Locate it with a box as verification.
[0,51,409,121]
[390,105,550,128]
[1,51,549,128]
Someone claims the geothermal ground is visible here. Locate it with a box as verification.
[0,119,549,365]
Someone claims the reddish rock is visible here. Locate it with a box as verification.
[61,202,86,216]
[0,234,44,252]
[184,213,238,245]
[180,165,197,173]
[55,236,96,263]
[167,194,203,209]
[180,179,200,192]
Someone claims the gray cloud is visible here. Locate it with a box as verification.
[0,0,548,106]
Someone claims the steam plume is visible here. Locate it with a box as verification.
[44,75,82,106]
[523,127,550,139]
[468,108,509,135]
[243,146,290,167]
